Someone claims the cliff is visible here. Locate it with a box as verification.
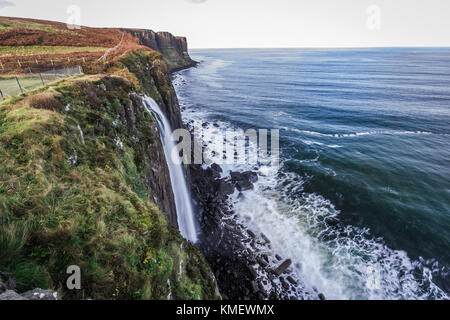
[0,19,217,300]
[123,29,196,72]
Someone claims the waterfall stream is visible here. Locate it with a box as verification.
[143,96,198,243]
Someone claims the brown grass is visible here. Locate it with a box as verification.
[27,93,62,111]
[0,17,154,74]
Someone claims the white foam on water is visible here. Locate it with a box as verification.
[232,168,448,300]
[288,128,436,138]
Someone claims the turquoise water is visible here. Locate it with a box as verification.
[174,48,450,299]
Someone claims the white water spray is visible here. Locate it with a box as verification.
[143,96,198,243]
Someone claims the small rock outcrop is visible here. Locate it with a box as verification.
[0,273,58,301]
[21,289,59,300]
[0,290,27,301]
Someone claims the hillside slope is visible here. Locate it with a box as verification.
[0,19,217,300]
[0,17,195,74]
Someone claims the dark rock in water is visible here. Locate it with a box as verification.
[318,293,326,300]
[213,123,220,128]
[274,259,292,276]
[275,254,282,261]
[205,167,221,180]
[211,163,223,174]
[261,233,270,244]
[202,122,209,128]
[287,276,297,285]
[251,281,259,293]
[247,230,256,239]
[219,180,234,196]
[22,289,58,300]
[230,171,258,191]
[236,180,254,192]
[249,266,258,279]
[256,257,268,268]
[231,171,258,184]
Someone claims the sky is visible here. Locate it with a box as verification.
[1,0,449,48]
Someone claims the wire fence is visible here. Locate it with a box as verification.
[0,66,83,99]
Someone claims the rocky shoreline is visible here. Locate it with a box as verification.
[184,120,324,300]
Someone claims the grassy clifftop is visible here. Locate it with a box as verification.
[0,48,218,299]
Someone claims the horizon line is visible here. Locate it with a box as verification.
[190,45,450,50]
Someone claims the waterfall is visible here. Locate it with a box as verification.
[77,124,85,145]
[143,96,198,243]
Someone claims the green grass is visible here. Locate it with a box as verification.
[0,50,219,300]
[0,73,81,97]
[0,76,45,97]
[0,46,107,57]
[0,17,71,34]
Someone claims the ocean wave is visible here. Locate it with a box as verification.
[174,69,449,300]
[300,139,343,149]
[233,169,449,300]
[287,128,437,138]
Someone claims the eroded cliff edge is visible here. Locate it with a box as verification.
[123,29,197,72]
[0,28,218,299]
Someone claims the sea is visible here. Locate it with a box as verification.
[173,48,450,300]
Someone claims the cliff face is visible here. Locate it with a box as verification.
[0,49,218,300]
[123,29,196,71]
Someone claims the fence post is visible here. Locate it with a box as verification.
[39,73,45,86]
[0,89,3,100]
[15,77,24,94]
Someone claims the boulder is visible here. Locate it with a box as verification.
[0,290,27,300]
[210,163,223,174]
[260,233,271,244]
[273,259,292,276]
[21,288,59,300]
[256,257,268,268]
[230,171,258,184]
[230,171,258,191]
[219,180,234,196]
[235,180,254,192]
[286,276,297,285]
